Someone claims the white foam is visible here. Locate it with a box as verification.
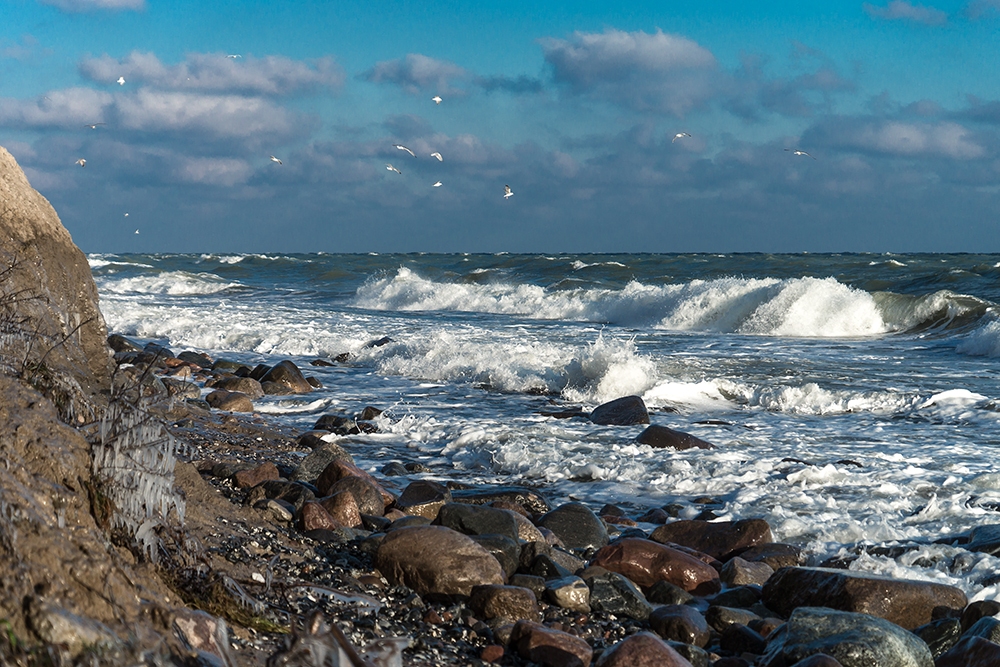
[957,316,1000,358]
[98,271,244,296]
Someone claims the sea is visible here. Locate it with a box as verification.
[88,252,1000,600]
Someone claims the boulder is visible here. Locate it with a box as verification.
[396,480,452,519]
[589,396,650,426]
[289,443,354,484]
[315,459,394,507]
[510,620,593,667]
[318,490,363,528]
[211,376,264,399]
[648,605,711,647]
[649,519,773,561]
[590,538,721,595]
[260,359,313,393]
[470,534,521,578]
[740,543,803,570]
[761,566,968,630]
[545,576,591,613]
[911,617,961,659]
[205,389,254,412]
[373,526,504,598]
[434,503,520,542]
[585,570,653,620]
[323,476,385,517]
[720,557,773,586]
[245,480,316,512]
[451,485,552,515]
[935,635,1000,667]
[636,425,714,450]
[313,414,358,435]
[297,501,342,532]
[759,607,934,667]
[536,502,609,551]
[233,462,281,489]
[468,585,541,623]
[594,632,696,667]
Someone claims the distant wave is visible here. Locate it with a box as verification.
[96,270,244,296]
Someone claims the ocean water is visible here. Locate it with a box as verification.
[89,252,1000,599]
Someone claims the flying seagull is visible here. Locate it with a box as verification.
[785,149,816,159]
[503,184,513,199]
[84,123,106,129]
[75,159,86,167]
[269,155,282,165]
[385,163,401,174]
[124,213,129,217]
[227,54,242,59]
[672,132,691,143]
[393,144,416,157]
[433,181,442,187]
[135,229,139,234]
[432,95,442,104]
[430,152,443,161]
[117,76,125,86]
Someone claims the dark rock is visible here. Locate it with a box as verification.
[705,605,761,632]
[911,617,961,659]
[787,656,843,667]
[434,503,520,542]
[260,359,313,394]
[313,414,359,435]
[211,359,252,373]
[740,543,803,570]
[245,480,316,512]
[289,443,355,484]
[262,381,296,395]
[211,376,264,399]
[510,620,593,667]
[710,585,761,608]
[297,501,341,532]
[386,515,432,531]
[450,486,552,515]
[594,632,696,667]
[536,502,609,551]
[960,599,1000,631]
[296,430,331,450]
[108,334,143,353]
[364,336,393,348]
[161,377,200,399]
[720,557,773,586]
[469,534,521,579]
[233,462,281,489]
[649,518,773,561]
[585,570,653,620]
[759,607,933,667]
[529,553,574,580]
[205,389,254,412]
[316,460,393,510]
[720,624,767,656]
[468,585,541,623]
[667,641,710,667]
[357,406,383,421]
[648,580,695,606]
[509,574,547,599]
[761,566,968,630]
[177,350,213,367]
[965,615,1000,642]
[648,604,710,647]
[590,538,721,595]
[589,395,650,426]
[636,425,714,450]
[935,635,1000,667]
[380,462,408,476]
[965,523,1000,555]
[318,490,362,528]
[396,480,452,520]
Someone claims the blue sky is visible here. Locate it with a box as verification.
[2,0,999,253]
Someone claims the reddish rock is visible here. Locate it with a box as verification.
[297,501,342,532]
[233,462,281,489]
[594,632,695,667]
[761,566,968,630]
[205,389,254,412]
[648,605,711,647]
[935,635,1000,667]
[374,525,504,598]
[469,585,541,622]
[315,459,394,507]
[324,476,385,517]
[318,490,362,528]
[649,519,773,561]
[510,620,593,667]
[396,480,452,520]
[212,376,265,399]
[590,538,721,596]
[481,645,505,663]
[260,359,313,394]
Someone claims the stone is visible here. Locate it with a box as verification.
[910,617,961,659]
[585,570,653,620]
[468,585,541,622]
[787,657,843,667]
[315,459,394,508]
[705,605,761,632]
[648,580,695,606]
[510,574,547,599]
[761,566,968,630]
[965,523,1000,555]
[396,480,452,519]
[162,377,201,399]
[324,475,385,517]
[667,642,711,667]
[965,615,1000,642]
[233,462,281,489]
[961,599,1000,631]
[935,635,1000,667]
[536,502,609,551]
[720,623,767,656]
[589,395,650,426]
[637,507,672,524]
[636,425,714,450]
[720,557,773,586]
[451,485,552,515]
[529,553,574,580]
[289,443,355,484]
[373,525,504,599]
[27,598,121,657]
[434,502,520,542]
[313,414,358,435]
[262,381,296,396]
[759,607,934,667]
[545,576,591,613]
[510,620,593,667]
[211,376,264,399]
[318,490,362,528]
[260,359,313,393]
[297,501,342,532]
[590,538,721,595]
[211,359,252,373]
[254,499,294,523]
[245,480,316,512]
[177,350,213,367]
[172,609,229,664]
[649,519,773,561]
[205,389,254,412]
[594,632,696,667]
[503,508,547,543]
[481,645,505,663]
[710,585,762,608]
[740,543,803,570]
[470,534,521,578]
[648,605,711,647]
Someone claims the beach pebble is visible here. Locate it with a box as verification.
[595,632,695,667]
[635,424,714,450]
[509,620,593,667]
[589,395,650,426]
[590,537,721,595]
[536,502,609,551]
[761,566,968,630]
[469,585,542,623]
[648,605,710,647]
[544,576,591,613]
[649,518,774,562]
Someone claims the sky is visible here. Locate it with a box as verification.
[2,0,1000,254]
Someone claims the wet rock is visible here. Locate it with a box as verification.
[380,461,408,476]
[260,359,313,393]
[720,557,773,586]
[786,657,843,667]
[740,543,803,570]
[211,376,264,399]
[434,502,520,542]
[211,359,252,373]
[585,570,653,620]
[529,552,574,580]
[761,566,968,630]
[911,617,961,659]
[648,580,695,606]
[590,537,721,595]
[470,534,521,578]
[960,599,1000,631]
[233,462,281,489]
[262,381,297,395]
[705,605,761,632]
[374,525,505,599]
[162,377,201,399]
[668,641,711,667]
[935,635,1000,667]
[537,502,609,551]
[964,523,1000,555]
[297,501,341,532]
[759,607,933,667]
[318,490,362,528]
[469,585,542,623]
[316,459,393,507]
[177,350,213,367]
[965,615,1000,642]
[649,518,773,561]
[245,480,316,512]
[451,485,552,515]
[205,389,254,412]
[510,620,593,667]
[503,508,547,543]
[648,604,711,647]
[289,443,355,484]
[594,632,696,667]
[637,507,672,525]
[108,334,143,353]
[323,475,385,517]
[313,413,358,435]
[545,576,591,613]
[636,425,714,450]
[396,480,452,519]
[709,585,761,608]
[720,623,767,656]
[589,395,650,426]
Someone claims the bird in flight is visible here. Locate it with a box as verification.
[785,149,815,159]
[433,181,442,187]
[503,184,513,199]
[394,144,415,157]
[385,163,401,174]
[227,54,242,59]
[84,123,105,129]
[672,132,691,143]
[269,156,282,165]
[124,213,129,217]
[432,95,442,104]
[430,152,443,161]
[117,76,125,86]
[75,159,86,167]
[134,229,139,234]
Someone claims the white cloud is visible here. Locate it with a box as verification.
[812,117,985,159]
[36,0,143,12]
[863,1,948,25]
[0,88,113,128]
[361,54,469,96]
[79,51,344,95]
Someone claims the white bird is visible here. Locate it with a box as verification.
[227,54,242,59]
[432,95,442,104]
[430,152,443,161]
[124,213,129,217]
[134,229,139,234]
[394,144,415,157]
[385,163,401,174]
[503,184,513,199]
[672,132,691,143]
[785,148,816,159]
[269,155,282,165]
[117,76,125,86]
[433,181,442,187]
[84,123,105,129]
[75,158,86,167]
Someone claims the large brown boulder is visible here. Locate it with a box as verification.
[595,632,695,667]
[260,360,312,394]
[510,620,593,667]
[374,525,505,598]
[761,567,968,630]
[590,538,721,596]
[649,519,773,561]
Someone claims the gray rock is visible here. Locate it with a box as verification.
[648,580,695,606]
[289,443,355,484]
[469,534,521,578]
[260,359,313,393]
[966,524,1000,555]
[544,576,591,613]
[705,605,761,632]
[586,570,653,620]
[965,615,1000,643]
[536,502,609,551]
[648,604,710,647]
[720,556,773,586]
[589,395,650,425]
[396,480,452,520]
[911,617,961,659]
[434,503,520,542]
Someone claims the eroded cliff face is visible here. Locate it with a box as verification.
[0,146,112,397]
